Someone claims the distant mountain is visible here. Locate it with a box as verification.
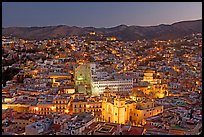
[2,19,202,41]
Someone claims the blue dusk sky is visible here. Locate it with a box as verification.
[2,2,202,28]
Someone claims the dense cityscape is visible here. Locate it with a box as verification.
[2,31,202,135]
[2,2,202,136]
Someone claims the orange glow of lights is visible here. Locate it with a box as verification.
[34,70,38,73]
[35,107,39,111]
[51,106,55,110]
[65,110,69,113]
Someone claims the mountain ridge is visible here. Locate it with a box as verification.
[2,19,202,41]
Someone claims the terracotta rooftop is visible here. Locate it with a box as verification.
[123,127,144,135]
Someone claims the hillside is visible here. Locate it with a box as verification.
[2,19,202,41]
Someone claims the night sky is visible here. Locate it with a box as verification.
[2,2,202,28]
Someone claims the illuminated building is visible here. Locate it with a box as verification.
[53,95,72,114]
[71,96,87,114]
[142,70,161,84]
[58,86,75,94]
[13,113,37,129]
[106,37,117,41]
[29,103,53,115]
[86,101,102,113]
[91,80,133,95]
[75,63,133,95]
[2,96,15,103]
[133,83,168,98]
[29,94,72,115]
[74,63,94,94]
[89,32,96,35]
[101,91,163,126]
[2,104,30,113]
[27,93,102,117]
[86,97,102,121]
[135,70,168,98]
[48,72,72,87]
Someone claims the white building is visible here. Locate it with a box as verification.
[75,63,133,95]
[91,79,133,95]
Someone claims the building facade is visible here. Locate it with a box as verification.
[101,91,163,126]
[91,79,133,95]
[74,63,94,94]
[75,63,133,95]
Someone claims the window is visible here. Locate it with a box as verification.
[130,116,132,121]
[75,105,77,108]
[115,113,117,115]
[144,114,145,116]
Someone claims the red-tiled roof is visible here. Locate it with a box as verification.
[123,127,144,135]
[51,124,61,132]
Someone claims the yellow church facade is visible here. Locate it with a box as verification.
[101,92,163,126]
